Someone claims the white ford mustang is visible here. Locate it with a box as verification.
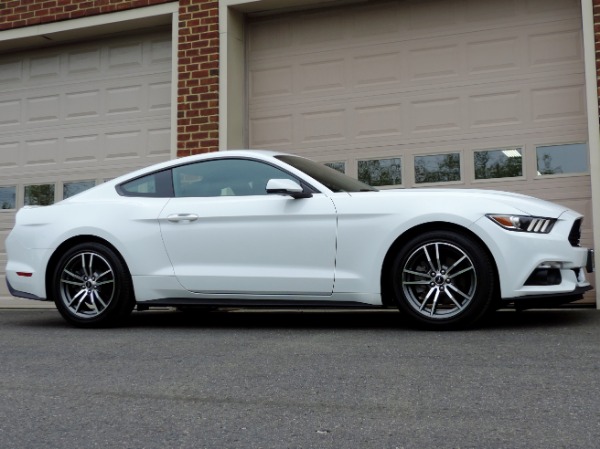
[5,150,594,328]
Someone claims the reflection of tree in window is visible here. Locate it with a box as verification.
[0,186,16,209]
[415,154,460,183]
[539,154,562,175]
[64,181,95,199]
[474,149,522,179]
[358,158,401,186]
[25,185,54,206]
[536,144,588,175]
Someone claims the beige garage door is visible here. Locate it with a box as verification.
[248,0,591,250]
[0,28,172,296]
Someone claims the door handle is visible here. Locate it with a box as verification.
[167,213,199,223]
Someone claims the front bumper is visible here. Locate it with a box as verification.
[500,248,594,308]
[503,284,593,309]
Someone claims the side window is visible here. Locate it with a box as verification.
[117,170,173,197]
[173,159,298,198]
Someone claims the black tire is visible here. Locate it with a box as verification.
[50,242,135,328]
[391,230,495,329]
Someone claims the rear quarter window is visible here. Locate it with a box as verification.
[116,170,173,197]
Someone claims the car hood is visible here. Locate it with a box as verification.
[370,188,571,218]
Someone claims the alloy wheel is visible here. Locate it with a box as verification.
[401,241,477,320]
[59,251,116,319]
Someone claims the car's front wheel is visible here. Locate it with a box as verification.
[51,242,134,327]
[392,230,496,329]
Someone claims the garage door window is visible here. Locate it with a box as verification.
[0,186,16,209]
[24,184,54,206]
[358,158,402,186]
[64,181,95,199]
[474,148,523,180]
[536,143,588,176]
[415,153,461,184]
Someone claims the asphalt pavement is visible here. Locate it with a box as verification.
[0,307,599,449]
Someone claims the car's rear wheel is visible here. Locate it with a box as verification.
[392,230,495,329]
[51,242,134,328]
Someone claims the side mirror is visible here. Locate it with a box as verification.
[266,179,312,199]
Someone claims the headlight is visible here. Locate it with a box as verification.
[487,214,556,233]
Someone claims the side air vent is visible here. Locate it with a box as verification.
[569,219,582,247]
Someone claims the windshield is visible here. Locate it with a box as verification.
[276,155,378,193]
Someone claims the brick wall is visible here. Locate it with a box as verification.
[177,0,219,157]
[0,0,172,29]
[0,0,220,157]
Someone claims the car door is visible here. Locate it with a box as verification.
[158,158,338,296]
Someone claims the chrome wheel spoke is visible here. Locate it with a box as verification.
[74,291,90,313]
[422,246,436,273]
[445,287,464,310]
[67,289,87,307]
[93,290,108,310]
[80,254,90,278]
[403,280,432,285]
[419,287,436,311]
[403,269,430,278]
[448,283,473,301]
[61,279,84,287]
[448,265,474,279]
[95,280,114,287]
[434,243,442,272]
[63,269,84,282]
[445,255,467,276]
[429,289,441,316]
[87,253,95,279]
[95,269,112,281]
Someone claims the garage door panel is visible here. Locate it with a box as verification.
[531,84,586,123]
[352,51,402,87]
[299,58,346,94]
[408,43,461,81]
[300,109,347,144]
[354,103,403,139]
[0,100,20,128]
[0,142,18,168]
[0,60,22,83]
[249,15,584,108]
[529,28,583,67]
[468,91,522,129]
[63,134,101,163]
[24,138,59,166]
